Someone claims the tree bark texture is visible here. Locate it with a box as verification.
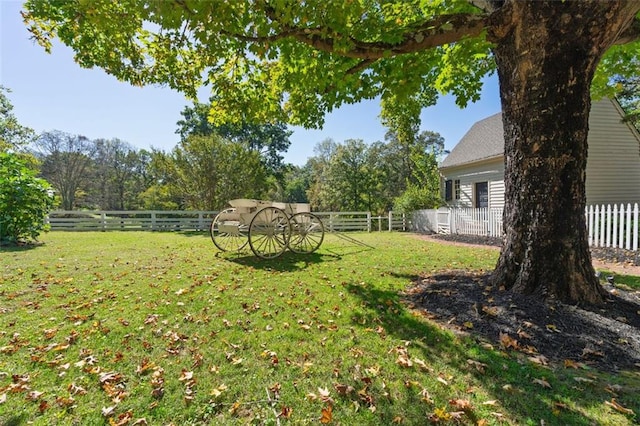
[488,1,640,304]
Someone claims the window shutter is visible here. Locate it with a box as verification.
[445,180,452,201]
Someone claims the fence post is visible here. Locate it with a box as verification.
[367,212,372,232]
[612,204,618,249]
[593,205,600,247]
[151,212,157,231]
[634,203,638,251]
[388,211,393,232]
[448,208,454,234]
[605,204,611,248]
[587,205,593,246]
[101,212,107,231]
[618,204,625,249]
[626,204,632,250]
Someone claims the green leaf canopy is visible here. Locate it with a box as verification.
[22,1,503,128]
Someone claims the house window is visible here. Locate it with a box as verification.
[454,179,461,200]
[445,180,452,201]
[475,181,489,208]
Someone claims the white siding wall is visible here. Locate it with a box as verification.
[585,99,640,205]
[442,158,505,209]
[489,179,505,209]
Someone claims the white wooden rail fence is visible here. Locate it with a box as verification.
[414,203,640,251]
[45,210,409,232]
[46,211,218,231]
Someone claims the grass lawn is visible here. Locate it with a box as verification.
[1,231,638,425]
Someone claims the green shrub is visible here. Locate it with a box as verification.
[393,183,441,213]
[0,152,54,244]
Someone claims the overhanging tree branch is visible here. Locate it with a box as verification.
[289,14,488,59]
[614,16,640,44]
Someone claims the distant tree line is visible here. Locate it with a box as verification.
[6,94,446,214]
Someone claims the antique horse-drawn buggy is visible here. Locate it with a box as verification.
[210,199,325,258]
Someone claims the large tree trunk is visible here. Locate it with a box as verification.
[488,2,640,304]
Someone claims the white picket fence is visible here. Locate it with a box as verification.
[414,203,640,251]
[414,207,504,238]
[587,203,639,250]
[449,207,503,237]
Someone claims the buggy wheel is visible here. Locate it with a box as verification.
[289,212,324,254]
[248,207,291,259]
[210,208,248,252]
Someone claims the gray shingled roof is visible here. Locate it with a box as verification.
[440,112,504,168]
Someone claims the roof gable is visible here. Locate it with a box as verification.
[440,112,504,168]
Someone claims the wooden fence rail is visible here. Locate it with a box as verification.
[45,210,409,233]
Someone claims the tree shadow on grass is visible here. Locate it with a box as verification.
[345,275,639,425]
[175,231,209,238]
[0,241,43,252]
[220,251,343,272]
[0,413,27,426]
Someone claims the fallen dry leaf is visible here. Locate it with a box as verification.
[482,305,499,317]
[420,387,434,404]
[449,398,473,411]
[429,406,451,422]
[334,383,355,395]
[528,354,549,365]
[563,359,582,369]
[26,390,44,401]
[605,398,634,415]
[437,376,449,386]
[280,405,293,419]
[318,387,333,403]
[396,354,412,368]
[499,332,519,350]
[111,410,133,426]
[413,357,431,371]
[101,406,116,417]
[533,378,552,389]
[320,405,333,424]
[605,384,623,395]
[467,359,488,374]
[68,383,87,396]
[517,329,532,339]
[55,396,76,409]
[546,324,560,333]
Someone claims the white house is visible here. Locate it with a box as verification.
[439,98,640,209]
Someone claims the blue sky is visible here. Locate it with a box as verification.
[1,1,502,166]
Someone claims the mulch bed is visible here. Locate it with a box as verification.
[403,235,640,372]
